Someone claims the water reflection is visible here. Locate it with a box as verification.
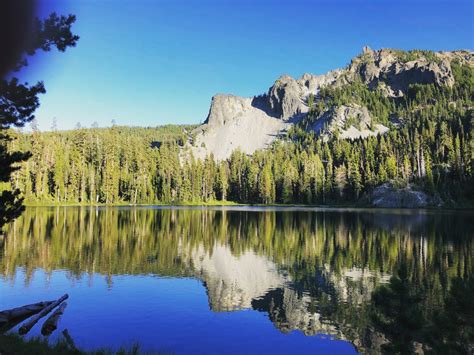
[1,207,472,353]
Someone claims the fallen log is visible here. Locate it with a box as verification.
[41,302,67,336]
[0,301,53,327]
[18,294,68,335]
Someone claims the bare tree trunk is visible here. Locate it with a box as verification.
[420,149,426,177]
[19,294,68,335]
[417,147,421,178]
[0,301,53,326]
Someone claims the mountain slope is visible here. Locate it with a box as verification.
[188,47,473,160]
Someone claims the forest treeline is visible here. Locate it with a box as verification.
[5,61,474,205]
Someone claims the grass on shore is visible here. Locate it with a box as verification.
[0,334,144,355]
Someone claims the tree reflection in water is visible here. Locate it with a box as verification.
[1,207,472,353]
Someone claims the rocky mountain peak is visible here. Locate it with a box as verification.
[350,47,474,94]
[204,94,251,126]
[267,74,309,120]
[187,48,473,161]
[362,45,373,55]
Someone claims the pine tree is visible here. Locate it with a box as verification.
[216,161,229,201]
[0,13,78,232]
[258,162,275,204]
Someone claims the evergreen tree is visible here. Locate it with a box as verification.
[0,13,78,232]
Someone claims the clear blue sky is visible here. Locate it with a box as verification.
[20,0,474,130]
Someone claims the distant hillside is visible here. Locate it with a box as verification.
[6,48,474,207]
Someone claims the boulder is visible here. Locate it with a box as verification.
[367,182,442,208]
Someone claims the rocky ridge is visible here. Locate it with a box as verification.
[188,48,473,160]
[351,47,471,95]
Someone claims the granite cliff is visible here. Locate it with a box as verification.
[188,48,473,160]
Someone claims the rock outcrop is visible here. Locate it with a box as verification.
[267,71,343,119]
[186,48,474,160]
[190,95,291,161]
[188,69,345,160]
[266,288,341,336]
[310,104,389,140]
[349,47,474,95]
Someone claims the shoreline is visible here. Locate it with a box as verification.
[23,202,474,211]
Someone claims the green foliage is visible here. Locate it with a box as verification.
[8,125,197,204]
[0,12,78,233]
[426,277,474,353]
[313,78,393,125]
[5,56,474,207]
[293,61,474,203]
[0,334,75,355]
[0,333,141,355]
[392,49,441,64]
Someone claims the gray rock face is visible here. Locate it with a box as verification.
[190,71,342,160]
[266,71,343,120]
[350,48,474,96]
[310,104,389,140]
[268,75,308,119]
[191,94,290,161]
[204,94,251,126]
[268,288,340,336]
[204,71,344,126]
[188,242,389,343]
[368,182,442,208]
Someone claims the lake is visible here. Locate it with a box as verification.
[1,206,473,354]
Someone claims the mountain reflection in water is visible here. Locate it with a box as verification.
[1,207,472,354]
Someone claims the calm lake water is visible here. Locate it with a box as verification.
[1,207,473,354]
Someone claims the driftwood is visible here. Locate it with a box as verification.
[62,329,78,351]
[18,294,68,335]
[41,302,67,336]
[0,301,53,327]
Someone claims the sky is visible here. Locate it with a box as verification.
[19,0,474,131]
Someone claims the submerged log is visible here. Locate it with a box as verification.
[41,302,67,336]
[0,301,53,327]
[62,329,78,351]
[18,294,68,335]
